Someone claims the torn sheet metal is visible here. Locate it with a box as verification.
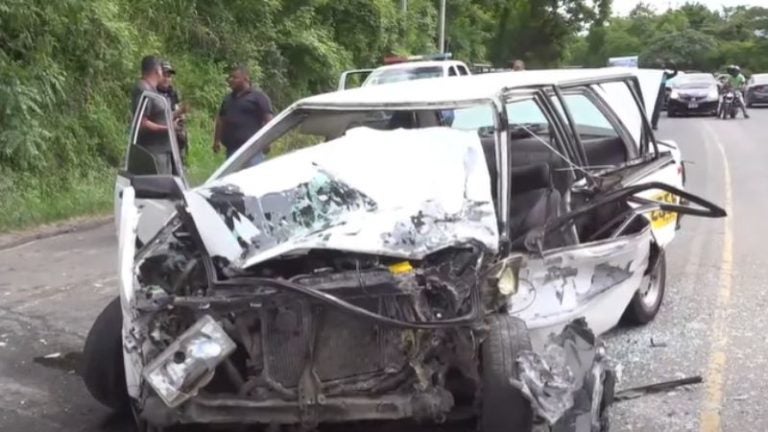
[184,127,498,271]
[514,319,613,429]
[509,227,651,338]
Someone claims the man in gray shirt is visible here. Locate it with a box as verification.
[130,55,174,174]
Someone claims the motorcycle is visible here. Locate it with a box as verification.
[718,86,737,119]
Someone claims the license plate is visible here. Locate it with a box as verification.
[688,102,699,109]
[650,192,679,230]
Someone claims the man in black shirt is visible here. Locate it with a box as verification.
[130,55,173,174]
[158,60,189,166]
[213,65,274,165]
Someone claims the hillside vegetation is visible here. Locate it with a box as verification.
[1,0,766,231]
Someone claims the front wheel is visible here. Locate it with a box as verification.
[480,315,534,432]
[623,248,666,325]
[81,297,129,411]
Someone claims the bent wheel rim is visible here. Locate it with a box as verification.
[639,261,662,309]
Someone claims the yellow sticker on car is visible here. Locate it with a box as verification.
[389,261,414,275]
[649,191,678,229]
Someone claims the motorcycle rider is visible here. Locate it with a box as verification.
[725,65,749,118]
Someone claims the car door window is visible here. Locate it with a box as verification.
[448,66,458,77]
[557,92,634,168]
[504,98,580,247]
[457,65,470,76]
[126,91,183,178]
[592,81,649,157]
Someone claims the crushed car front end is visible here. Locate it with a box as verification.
[119,128,511,428]
[129,225,495,427]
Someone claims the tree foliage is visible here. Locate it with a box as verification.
[572,2,768,73]
[0,0,641,230]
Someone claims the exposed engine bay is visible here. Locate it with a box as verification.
[131,214,506,426]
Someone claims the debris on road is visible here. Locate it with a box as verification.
[33,351,83,374]
[650,337,667,348]
[614,375,704,402]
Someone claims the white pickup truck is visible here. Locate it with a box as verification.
[338,53,472,90]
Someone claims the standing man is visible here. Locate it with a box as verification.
[131,55,174,174]
[158,60,189,166]
[651,61,678,131]
[213,65,274,165]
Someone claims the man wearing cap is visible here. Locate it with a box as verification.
[158,60,189,166]
[130,55,174,174]
[213,65,274,166]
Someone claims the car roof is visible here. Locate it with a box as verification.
[301,68,639,107]
[751,73,768,80]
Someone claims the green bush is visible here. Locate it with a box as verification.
[0,0,612,232]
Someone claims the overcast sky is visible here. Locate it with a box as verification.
[612,0,768,16]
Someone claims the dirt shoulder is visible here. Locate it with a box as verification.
[0,214,113,251]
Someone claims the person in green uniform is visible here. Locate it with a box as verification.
[725,65,749,119]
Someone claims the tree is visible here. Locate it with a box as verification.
[490,0,599,67]
[642,29,718,69]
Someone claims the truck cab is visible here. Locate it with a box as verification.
[338,53,472,91]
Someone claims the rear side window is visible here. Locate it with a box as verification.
[448,66,458,77]
[560,94,617,137]
[457,65,470,76]
[558,93,630,167]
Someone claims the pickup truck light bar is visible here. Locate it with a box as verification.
[383,52,453,65]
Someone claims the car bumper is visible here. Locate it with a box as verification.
[140,391,455,427]
[748,92,768,104]
[668,99,718,114]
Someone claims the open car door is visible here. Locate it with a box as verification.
[508,182,725,346]
[338,69,375,91]
[593,73,685,247]
[114,91,187,246]
[555,72,684,247]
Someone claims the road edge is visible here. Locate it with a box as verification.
[0,214,114,251]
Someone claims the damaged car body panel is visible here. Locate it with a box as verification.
[92,68,728,432]
[510,227,651,349]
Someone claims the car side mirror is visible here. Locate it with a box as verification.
[131,175,185,200]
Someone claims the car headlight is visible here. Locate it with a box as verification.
[708,89,719,100]
[670,90,680,99]
[143,315,236,407]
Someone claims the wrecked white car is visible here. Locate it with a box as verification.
[82,69,725,432]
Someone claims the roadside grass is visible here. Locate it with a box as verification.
[0,169,114,232]
[0,116,223,233]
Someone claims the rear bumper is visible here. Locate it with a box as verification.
[141,391,454,427]
[668,99,718,114]
[747,92,768,104]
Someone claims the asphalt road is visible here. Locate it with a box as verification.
[0,107,766,432]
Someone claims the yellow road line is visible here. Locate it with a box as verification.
[699,124,734,432]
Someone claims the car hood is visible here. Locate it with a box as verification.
[183,127,499,271]
[674,85,716,94]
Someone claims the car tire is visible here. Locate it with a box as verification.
[623,248,666,325]
[480,315,534,432]
[81,296,129,412]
